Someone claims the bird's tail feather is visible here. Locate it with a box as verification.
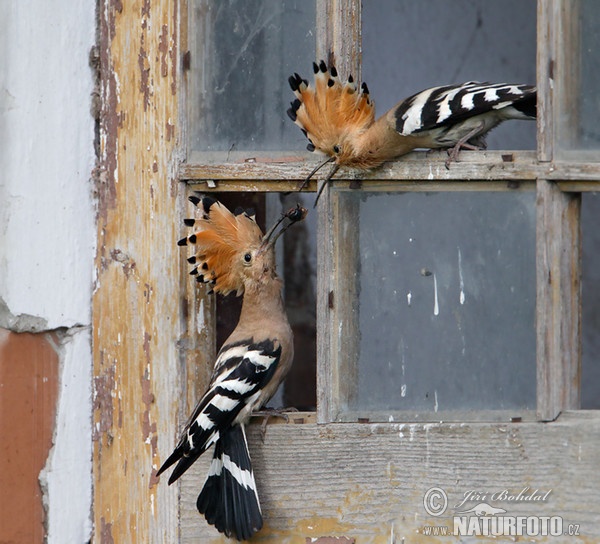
[197,424,262,541]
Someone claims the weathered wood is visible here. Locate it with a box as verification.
[181,151,540,182]
[536,180,582,421]
[552,0,583,160]
[180,151,600,188]
[317,190,361,422]
[316,0,362,78]
[557,180,600,192]
[327,190,362,421]
[537,0,557,161]
[316,179,335,423]
[313,0,362,425]
[180,412,600,542]
[94,1,182,542]
[335,409,538,424]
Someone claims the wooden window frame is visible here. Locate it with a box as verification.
[93,0,600,541]
[180,0,598,424]
[179,0,600,536]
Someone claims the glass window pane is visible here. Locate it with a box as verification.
[188,0,315,154]
[582,192,600,408]
[362,0,537,151]
[556,0,600,157]
[337,190,536,414]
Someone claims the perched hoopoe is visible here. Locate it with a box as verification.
[157,196,307,541]
[288,60,536,203]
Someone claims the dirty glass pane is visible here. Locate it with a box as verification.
[188,0,315,154]
[582,193,600,408]
[362,0,537,151]
[556,0,600,157]
[341,190,536,413]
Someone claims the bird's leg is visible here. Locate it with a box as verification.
[445,121,486,169]
[252,407,300,441]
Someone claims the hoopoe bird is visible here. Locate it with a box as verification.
[287,60,536,203]
[157,196,307,541]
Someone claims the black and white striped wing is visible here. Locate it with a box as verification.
[156,338,281,484]
[394,82,536,136]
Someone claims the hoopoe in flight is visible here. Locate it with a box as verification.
[288,60,536,203]
[157,197,307,540]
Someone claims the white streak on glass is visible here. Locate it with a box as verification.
[458,247,466,305]
[433,273,439,316]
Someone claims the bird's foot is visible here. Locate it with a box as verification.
[252,407,300,441]
[444,122,487,169]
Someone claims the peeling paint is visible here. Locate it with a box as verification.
[110,248,137,278]
[100,517,115,544]
[141,0,151,19]
[138,39,151,111]
[98,1,120,221]
[93,360,116,441]
[165,119,175,141]
[0,296,50,333]
[140,342,159,487]
[158,24,169,78]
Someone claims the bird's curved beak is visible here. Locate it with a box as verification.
[259,204,308,253]
[298,156,336,190]
[313,163,340,207]
[297,157,340,207]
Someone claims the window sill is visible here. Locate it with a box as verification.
[181,150,600,192]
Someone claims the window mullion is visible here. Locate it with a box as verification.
[536,180,582,421]
[316,0,361,75]
[535,0,583,421]
[536,0,558,162]
[316,0,362,423]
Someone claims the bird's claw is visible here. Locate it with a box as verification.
[252,407,299,442]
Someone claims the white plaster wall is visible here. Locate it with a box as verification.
[0,1,96,329]
[0,1,96,542]
[42,328,94,543]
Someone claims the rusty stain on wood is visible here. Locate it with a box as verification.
[99,518,114,544]
[93,361,116,441]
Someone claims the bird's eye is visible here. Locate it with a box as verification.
[333,145,341,154]
[243,253,252,263]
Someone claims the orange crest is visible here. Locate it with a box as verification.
[287,60,375,164]
[178,197,264,296]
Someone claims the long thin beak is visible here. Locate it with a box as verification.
[298,156,336,192]
[313,163,340,207]
[260,204,308,250]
